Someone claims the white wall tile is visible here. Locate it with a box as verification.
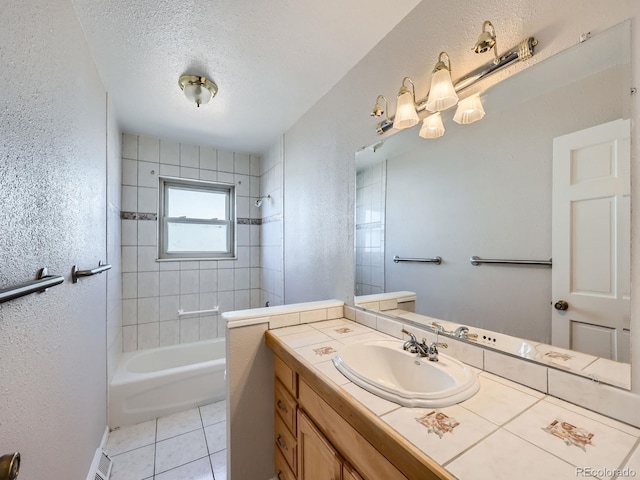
[180,143,199,168]
[200,316,217,340]
[160,140,180,165]
[199,292,218,310]
[122,186,137,212]
[235,174,250,197]
[122,159,138,186]
[200,147,217,171]
[159,320,180,346]
[179,294,199,314]
[121,220,137,245]
[159,271,180,296]
[122,273,138,299]
[484,350,548,393]
[137,297,159,324]
[250,155,261,176]
[138,187,156,213]
[122,134,138,160]
[138,272,159,298]
[138,136,159,162]
[199,270,218,292]
[137,246,158,272]
[121,246,137,273]
[123,325,138,352]
[300,309,327,324]
[269,313,300,329]
[217,291,234,314]
[217,150,234,173]
[159,164,180,177]
[159,295,180,321]
[180,167,199,179]
[180,318,199,343]
[234,268,250,290]
[138,322,159,349]
[180,270,199,295]
[138,221,157,246]
[122,299,137,326]
[199,170,217,182]
[234,153,250,175]
[217,269,234,291]
[234,289,250,310]
[137,161,158,189]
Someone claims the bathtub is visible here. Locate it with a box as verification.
[108,338,226,428]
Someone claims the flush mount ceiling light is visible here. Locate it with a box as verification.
[453,93,486,125]
[419,112,445,139]
[474,20,499,64]
[425,52,459,112]
[393,77,419,130]
[178,75,218,108]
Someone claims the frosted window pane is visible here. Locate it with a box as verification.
[167,223,228,252]
[167,187,226,219]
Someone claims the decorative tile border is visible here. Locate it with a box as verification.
[415,411,460,439]
[121,212,262,224]
[542,419,594,451]
[120,211,158,221]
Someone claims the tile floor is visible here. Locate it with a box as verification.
[105,400,227,480]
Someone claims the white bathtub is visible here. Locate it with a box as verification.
[108,338,226,428]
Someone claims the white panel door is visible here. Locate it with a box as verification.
[551,119,630,360]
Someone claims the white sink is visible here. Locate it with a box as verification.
[332,340,479,408]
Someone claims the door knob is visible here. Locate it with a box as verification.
[554,300,569,311]
[0,452,20,480]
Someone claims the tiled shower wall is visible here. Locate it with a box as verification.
[355,161,386,296]
[260,136,284,306]
[121,133,262,351]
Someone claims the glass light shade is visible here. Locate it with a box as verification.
[393,91,419,130]
[419,113,445,139]
[453,94,486,125]
[425,68,459,112]
[183,83,213,106]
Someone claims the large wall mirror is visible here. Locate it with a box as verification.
[354,21,631,389]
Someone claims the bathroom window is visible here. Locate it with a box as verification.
[158,177,236,260]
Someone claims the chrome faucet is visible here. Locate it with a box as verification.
[454,326,478,341]
[427,340,448,362]
[401,329,429,357]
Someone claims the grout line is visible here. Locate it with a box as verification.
[613,436,640,479]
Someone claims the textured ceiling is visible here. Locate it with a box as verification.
[71,0,421,153]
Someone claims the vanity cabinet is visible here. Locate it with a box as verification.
[273,353,406,480]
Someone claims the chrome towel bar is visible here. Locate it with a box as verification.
[393,255,442,265]
[470,256,552,267]
[0,268,64,304]
[72,261,112,283]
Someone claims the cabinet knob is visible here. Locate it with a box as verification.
[276,400,288,413]
[276,435,288,451]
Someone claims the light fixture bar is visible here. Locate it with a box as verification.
[375,37,537,134]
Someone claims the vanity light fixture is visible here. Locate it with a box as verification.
[371,24,537,136]
[474,20,499,64]
[425,52,459,112]
[453,93,486,125]
[178,75,218,108]
[419,112,445,139]
[392,77,419,130]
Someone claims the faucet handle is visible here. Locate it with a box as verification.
[402,329,417,341]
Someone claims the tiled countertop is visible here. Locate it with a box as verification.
[270,319,640,480]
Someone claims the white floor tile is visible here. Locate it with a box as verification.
[200,400,227,426]
[204,421,227,454]
[154,457,214,480]
[156,408,203,441]
[106,420,157,456]
[155,429,209,474]
[110,444,155,480]
[210,450,227,480]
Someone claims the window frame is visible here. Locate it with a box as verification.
[157,176,237,261]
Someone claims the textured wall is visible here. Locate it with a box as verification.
[0,0,109,478]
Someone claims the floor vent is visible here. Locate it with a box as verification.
[89,449,112,480]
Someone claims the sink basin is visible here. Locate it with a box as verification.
[332,340,479,408]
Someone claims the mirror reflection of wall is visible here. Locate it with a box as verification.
[355,21,631,362]
[355,160,386,296]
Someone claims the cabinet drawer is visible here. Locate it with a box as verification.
[275,379,298,434]
[275,355,296,395]
[274,446,297,480]
[275,412,297,474]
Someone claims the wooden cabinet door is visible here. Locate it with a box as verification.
[343,463,364,480]
[298,411,342,480]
